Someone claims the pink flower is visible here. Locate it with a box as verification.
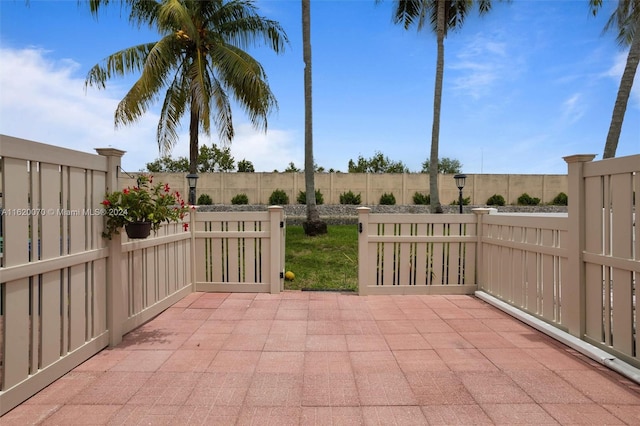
[102,200,111,206]
[123,188,130,195]
[164,183,170,193]
[182,223,189,231]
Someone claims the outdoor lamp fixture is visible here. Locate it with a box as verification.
[186,173,199,205]
[454,174,467,214]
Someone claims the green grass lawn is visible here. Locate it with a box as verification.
[284,224,358,291]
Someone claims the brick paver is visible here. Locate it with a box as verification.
[3,292,640,425]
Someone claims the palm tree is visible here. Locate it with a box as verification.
[589,0,639,159]
[384,0,495,213]
[85,0,288,174]
[302,0,327,236]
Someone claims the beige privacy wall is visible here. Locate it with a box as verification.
[118,172,568,205]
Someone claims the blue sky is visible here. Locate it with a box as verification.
[1,0,638,174]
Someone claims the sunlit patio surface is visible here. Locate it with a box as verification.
[3,292,640,425]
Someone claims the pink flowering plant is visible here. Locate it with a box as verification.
[101,175,190,239]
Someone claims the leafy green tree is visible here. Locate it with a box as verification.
[145,144,233,172]
[237,159,255,172]
[85,0,288,173]
[589,0,639,158]
[284,162,301,172]
[384,0,500,212]
[421,157,462,174]
[347,151,408,173]
[198,144,234,172]
[146,156,190,172]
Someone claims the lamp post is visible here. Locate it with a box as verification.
[453,174,467,214]
[186,173,198,205]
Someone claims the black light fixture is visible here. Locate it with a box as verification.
[454,174,467,214]
[186,173,199,205]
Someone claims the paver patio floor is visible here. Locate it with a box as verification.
[3,292,640,425]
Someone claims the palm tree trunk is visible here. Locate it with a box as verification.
[302,0,324,235]
[189,98,199,174]
[429,0,445,213]
[603,18,640,159]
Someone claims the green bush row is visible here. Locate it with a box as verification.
[195,190,569,206]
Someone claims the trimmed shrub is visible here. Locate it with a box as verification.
[269,189,289,205]
[551,192,568,206]
[197,193,213,205]
[231,193,249,205]
[486,194,505,206]
[379,192,396,205]
[517,193,540,206]
[451,196,471,206]
[413,192,430,205]
[339,190,361,205]
[297,189,324,205]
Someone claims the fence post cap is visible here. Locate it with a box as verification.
[563,154,596,164]
[356,207,371,213]
[95,148,126,157]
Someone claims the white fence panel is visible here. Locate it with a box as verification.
[120,222,193,334]
[357,208,477,295]
[478,213,568,327]
[582,155,638,367]
[193,207,285,293]
[0,135,110,415]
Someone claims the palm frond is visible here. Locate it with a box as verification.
[157,71,189,155]
[390,0,429,30]
[590,0,639,46]
[211,43,276,133]
[209,76,234,144]
[87,0,160,28]
[85,43,156,89]
[86,0,286,162]
[114,36,182,128]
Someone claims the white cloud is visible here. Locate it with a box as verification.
[561,93,586,125]
[0,47,298,172]
[448,32,513,100]
[228,124,302,172]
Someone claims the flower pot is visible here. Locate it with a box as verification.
[125,222,152,239]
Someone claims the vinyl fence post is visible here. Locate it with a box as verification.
[269,205,284,294]
[357,207,371,295]
[472,208,494,292]
[563,154,596,338]
[95,148,126,347]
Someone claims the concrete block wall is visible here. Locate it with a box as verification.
[119,172,568,206]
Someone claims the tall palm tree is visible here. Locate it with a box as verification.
[384,0,494,213]
[302,0,326,235]
[589,0,639,159]
[85,0,288,173]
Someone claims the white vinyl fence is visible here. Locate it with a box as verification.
[356,154,638,371]
[0,135,285,415]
